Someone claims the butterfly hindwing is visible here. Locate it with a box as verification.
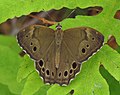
[35,41,57,84]
[55,41,81,85]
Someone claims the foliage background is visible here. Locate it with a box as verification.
[0,0,120,95]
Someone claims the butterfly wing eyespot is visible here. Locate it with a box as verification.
[33,46,37,52]
[40,67,45,73]
[51,72,54,76]
[37,59,44,68]
[86,44,90,48]
[92,37,95,41]
[78,40,88,57]
[17,26,34,40]
[69,69,73,75]
[46,69,50,76]
[72,62,77,69]
[25,38,40,60]
[81,48,86,54]
[58,72,62,77]
[64,71,68,77]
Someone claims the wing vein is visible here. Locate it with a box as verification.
[63,41,77,61]
[42,40,54,58]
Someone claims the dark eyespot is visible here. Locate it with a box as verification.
[70,69,73,74]
[26,35,28,37]
[52,72,54,76]
[39,60,43,67]
[33,47,37,51]
[46,70,50,75]
[86,44,89,48]
[72,62,77,69]
[59,72,61,77]
[82,48,86,53]
[30,42,33,45]
[64,71,68,77]
[92,37,95,40]
[42,68,45,72]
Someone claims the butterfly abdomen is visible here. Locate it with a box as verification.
[55,29,64,68]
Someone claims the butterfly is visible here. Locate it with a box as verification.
[17,23,104,85]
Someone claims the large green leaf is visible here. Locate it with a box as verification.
[0,83,16,95]
[17,55,35,83]
[21,71,44,95]
[0,37,24,94]
[100,64,120,95]
[0,0,120,95]
[33,85,51,95]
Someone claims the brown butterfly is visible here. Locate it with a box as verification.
[17,23,104,85]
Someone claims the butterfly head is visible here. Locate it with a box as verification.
[56,23,62,30]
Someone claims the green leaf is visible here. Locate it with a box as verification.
[0,0,120,95]
[17,55,35,82]
[99,46,120,81]
[33,85,51,95]
[0,35,21,53]
[21,71,44,95]
[100,65,120,95]
[0,0,76,23]
[0,83,16,95]
[0,44,24,94]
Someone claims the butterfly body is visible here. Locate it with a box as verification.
[55,24,63,68]
[17,24,104,85]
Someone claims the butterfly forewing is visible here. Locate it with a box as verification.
[63,27,104,63]
[17,25,55,60]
